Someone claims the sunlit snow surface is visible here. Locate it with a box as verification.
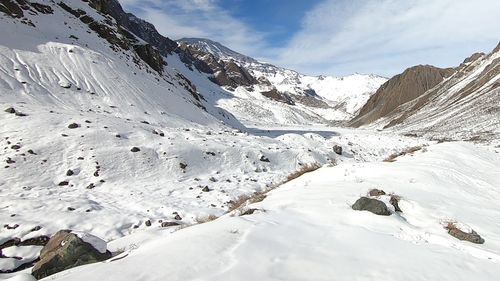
[6,142,498,281]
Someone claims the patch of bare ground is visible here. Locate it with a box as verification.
[383,145,426,162]
[229,163,322,215]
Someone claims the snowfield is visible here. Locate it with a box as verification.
[5,142,497,281]
[0,1,499,280]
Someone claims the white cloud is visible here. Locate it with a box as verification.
[121,0,500,76]
[121,0,268,58]
[272,0,500,76]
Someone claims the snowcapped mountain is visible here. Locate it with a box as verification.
[179,37,257,64]
[352,43,500,144]
[1,0,499,280]
[177,38,387,121]
[0,1,419,275]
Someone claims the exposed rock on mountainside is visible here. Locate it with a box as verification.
[353,42,500,143]
[87,0,177,55]
[178,42,258,88]
[178,38,387,120]
[55,0,166,73]
[351,65,454,127]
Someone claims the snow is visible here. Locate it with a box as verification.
[19,141,500,281]
[72,232,107,254]
[3,274,36,281]
[0,1,499,280]
[178,38,387,122]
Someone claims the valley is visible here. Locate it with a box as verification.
[0,0,499,280]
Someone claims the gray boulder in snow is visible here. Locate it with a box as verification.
[31,230,111,279]
[333,145,342,155]
[447,227,485,244]
[352,197,391,216]
[368,189,386,196]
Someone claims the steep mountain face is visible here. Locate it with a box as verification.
[386,43,500,142]
[351,43,500,143]
[3,2,408,272]
[87,0,178,56]
[177,38,387,121]
[350,65,455,127]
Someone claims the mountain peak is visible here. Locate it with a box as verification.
[177,38,256,63]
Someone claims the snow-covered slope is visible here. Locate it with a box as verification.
[178,38,387,121]
[19,142,500,281]
[353,43,500,145]
[0,1,421,274]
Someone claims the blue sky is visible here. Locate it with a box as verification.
[121,0,500,77]
[215,0,322,46]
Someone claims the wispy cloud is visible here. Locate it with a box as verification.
[121,0,500,76]
[271,0,500,76]
[121,0,268,58]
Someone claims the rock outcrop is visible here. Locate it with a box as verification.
[31,230,111,279]
[351,65,454,127]
[178,42,258,88]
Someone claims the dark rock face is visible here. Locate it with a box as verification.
[88,0,177,56]
[0,0,24,18]
[178,43,258,88]
[133,44,164,73]
[31,230,111,279]
[352,197,391,216]
[447,227,485,244]
[56,1,166,73]
[351,65,454,127]
[261,89,295,105]
[0,0,52,19]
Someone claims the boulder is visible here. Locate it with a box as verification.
[5,107,16,114]
[368,189,386,196]
[390,195,402,212]
[67,123,79,129]
[31,230,111,279]
[447,226,485,244]
[259,155,270,162]
[352,197,391,216]
[333,145,342,155]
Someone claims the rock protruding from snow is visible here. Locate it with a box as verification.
[352,197,391,216]
[368,189,386,196]
[31,230,111,279]
[446,223,485,244]
[333,145,343,155]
